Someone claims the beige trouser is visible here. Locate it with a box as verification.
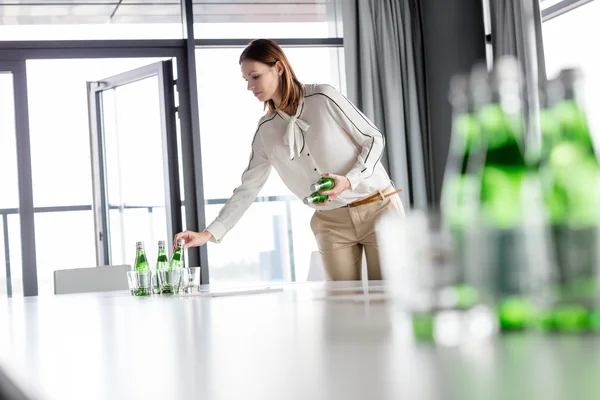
[310,192,405,281]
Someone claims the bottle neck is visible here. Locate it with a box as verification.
[561,82,578,103]
[549,77,583,107]
[313,182,327,191]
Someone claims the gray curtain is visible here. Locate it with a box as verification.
[489,0,547,146]
[489,0,546,84]
[342,0,431,210]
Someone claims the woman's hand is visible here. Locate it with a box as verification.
[316,173,351,205]
[173,230,214,250]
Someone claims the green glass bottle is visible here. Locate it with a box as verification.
[544,68,600,333]
[169,238,185,270]
[536,80,570,332]
[133,241,151,296]
[151,240,168,294]
[477,68,528,229]
[441,73,483,291]
[551,68,600,229]
[134,241,149,272]
[156,240,168,271]
[539,81,568,226]
[475,58,535,332]
[310,177,335,192]
[442,74,482,225]
[303,192,328,205]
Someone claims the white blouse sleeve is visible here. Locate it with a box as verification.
[205,120,272,243]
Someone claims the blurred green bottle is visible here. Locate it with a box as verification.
[474,57,538,332]
[540,68,600,333]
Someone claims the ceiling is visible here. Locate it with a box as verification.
[0,0,331,24]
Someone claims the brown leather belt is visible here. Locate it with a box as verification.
[342,187,403,208]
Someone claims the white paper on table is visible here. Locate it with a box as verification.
[178,287,285,297]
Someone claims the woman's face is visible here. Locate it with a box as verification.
[241,59,282,103]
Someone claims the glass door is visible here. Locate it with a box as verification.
[87,60,182,267]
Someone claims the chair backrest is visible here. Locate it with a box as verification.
[53,265,130,295]
[307,251,327,281]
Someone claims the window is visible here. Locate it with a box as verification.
[0,0,344,41]
[193,0,343,39]
[0,71,22,296]
[0,73,19,211]
[542,0,600,141]
[26,58,170,294]
[3,1,346,291]
[196,46,344,283]
[35,211,96,295]
[0,1,183,40]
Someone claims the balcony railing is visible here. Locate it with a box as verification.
[0,195,298,296]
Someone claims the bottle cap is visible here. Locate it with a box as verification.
[448,73,470,111]
[558,67,582,85]
[556,68,583,102]
[303,196,314,205]
[493,56,521,83]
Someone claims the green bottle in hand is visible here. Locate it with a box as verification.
[304,177,335,204]
[169,239,185,270]
[160,239,185,295]
[303,192,329,204]
[310,177,335,192]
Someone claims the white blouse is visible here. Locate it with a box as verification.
[206,83,392,242]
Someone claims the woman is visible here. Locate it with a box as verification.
[174,39,404,280]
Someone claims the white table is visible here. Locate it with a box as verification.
[1,281,599,400]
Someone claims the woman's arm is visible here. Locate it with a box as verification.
[205,127,272,243]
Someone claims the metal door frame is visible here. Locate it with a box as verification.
[87,60,182,266]
[0,61,37,297]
